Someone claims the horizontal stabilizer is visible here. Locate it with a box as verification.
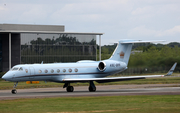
[121,40,165,44]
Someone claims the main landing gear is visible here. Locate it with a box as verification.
[89,81,96,92]
[63,81,96,92]
[12,82,18,94]
[63,83,74,92]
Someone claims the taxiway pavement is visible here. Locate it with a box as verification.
[0,84,180,100]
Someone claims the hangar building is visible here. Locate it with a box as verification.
[0,24,103,72]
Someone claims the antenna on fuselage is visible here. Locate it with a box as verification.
[41,61,43,64]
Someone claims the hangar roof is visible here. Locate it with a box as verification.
[0,30,103,35]
[0,24,103,35]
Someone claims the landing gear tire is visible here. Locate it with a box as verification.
[11,82,18,94]
[11,89,17,94]
[89,86,96,92]
[66,86,74,92]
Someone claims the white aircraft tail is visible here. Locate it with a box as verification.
[109,39,165,65]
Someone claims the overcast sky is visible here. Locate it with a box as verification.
[0,0,180,45]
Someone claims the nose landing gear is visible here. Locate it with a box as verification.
[11,82,18,94]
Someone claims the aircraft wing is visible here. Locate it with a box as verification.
[62,62,177,83]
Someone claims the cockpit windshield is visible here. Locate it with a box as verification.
[11,67,23,71]
[12,67,19,71]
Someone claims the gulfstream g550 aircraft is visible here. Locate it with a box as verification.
[2,39,177,94]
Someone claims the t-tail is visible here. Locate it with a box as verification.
[109,39,165,65]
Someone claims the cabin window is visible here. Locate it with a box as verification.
[51,69,54,73]
[63,69,66,73]
[74,68,78,72]
[39,70,42,73]
[25,69,28,73]
[69,68,72,73]
[45,69,48,73]
[57,69,60,73]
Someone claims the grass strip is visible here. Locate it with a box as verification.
[0,95,180,113]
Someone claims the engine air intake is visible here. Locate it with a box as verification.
[98,61,106,71]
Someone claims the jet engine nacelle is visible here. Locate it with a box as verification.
[97,60,127,72]
[98,61,106,71]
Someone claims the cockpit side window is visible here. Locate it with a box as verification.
[11,67,23,71]
[19,67,23,71]
[12,67,19,71]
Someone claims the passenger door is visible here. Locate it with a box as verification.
[29,67,35,79]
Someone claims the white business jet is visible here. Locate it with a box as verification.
[2,39,177,94]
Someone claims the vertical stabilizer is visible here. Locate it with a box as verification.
[109,40,133,65]
[109,39,165,65]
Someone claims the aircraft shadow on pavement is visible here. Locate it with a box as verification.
[31,89,148,94]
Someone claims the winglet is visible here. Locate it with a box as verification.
[165,62,177,76]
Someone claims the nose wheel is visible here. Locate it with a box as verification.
[11,82,18,94]
[11,89,17,94]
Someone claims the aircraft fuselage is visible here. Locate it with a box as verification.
[3,60,127,82]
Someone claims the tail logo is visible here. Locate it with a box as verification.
[120,51,124,59]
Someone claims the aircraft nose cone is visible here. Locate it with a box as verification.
[1,72,14,81]
[2,75,7,80]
